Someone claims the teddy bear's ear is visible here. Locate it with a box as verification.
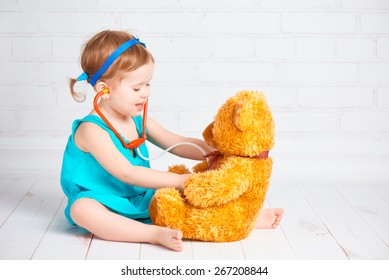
[233,100,245,132]
[202,121,217,147]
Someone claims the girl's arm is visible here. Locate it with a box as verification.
[146,117,214,160]
[74,121,189,190]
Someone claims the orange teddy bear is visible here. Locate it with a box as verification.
[149,90,275,242]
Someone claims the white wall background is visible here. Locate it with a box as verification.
[0,0,388,178]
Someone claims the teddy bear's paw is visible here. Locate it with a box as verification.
[184,188,225,208]
[149,188,186,229]
[183,179,232,208]
[168,164,191,174]
[191,160,208,173]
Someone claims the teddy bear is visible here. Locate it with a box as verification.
[149,90,275,242]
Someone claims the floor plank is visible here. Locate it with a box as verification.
[266,185,348,259]
[301,185,389,260]
[191,241,245,260]
[0,178,64,259]
[0,178,35,226]
[337,186,389,246]
[372,186,389,204]
[31,199,92,260]
[241,199,296,260]
[139,242,193,260]
[241,227,296,259]
[86,237,141,260]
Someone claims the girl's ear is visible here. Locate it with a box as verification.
[95,82,110,100]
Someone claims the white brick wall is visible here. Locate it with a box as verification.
[0,0,389,167]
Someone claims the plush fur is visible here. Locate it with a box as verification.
[149,90,275,242]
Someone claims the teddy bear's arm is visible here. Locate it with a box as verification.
[183,158,250,208]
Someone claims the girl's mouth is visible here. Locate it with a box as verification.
[135,102,145,111]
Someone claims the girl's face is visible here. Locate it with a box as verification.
[109,61,154,117]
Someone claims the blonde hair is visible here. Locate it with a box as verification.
[70,30,154,102]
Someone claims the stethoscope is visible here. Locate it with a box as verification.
[93,88,207,161]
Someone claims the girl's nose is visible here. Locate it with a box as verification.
[141,86,150,98]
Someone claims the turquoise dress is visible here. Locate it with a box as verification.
[60,115,155,226]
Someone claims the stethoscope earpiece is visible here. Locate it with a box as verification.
[102,88,110,94]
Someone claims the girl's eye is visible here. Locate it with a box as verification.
[133,83,150,92]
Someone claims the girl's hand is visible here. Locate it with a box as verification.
[176,174,191,192]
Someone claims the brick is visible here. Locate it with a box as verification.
[261,87,297,109]
[218,87,257,104]
[172,38,212,59]
[178,111,215,133]
[274,112,337,132]
[213,38,255,59]
[120,13,152,34]
[0,37,12,57]
[152,62,199,85]
[18,0,96,9]
[149,13,199,34]
[56,85,94,112]
[198,62,277,83]
[20,110,79,132]
[361,14,389,34]
[282,13,356,33]
[377,38,389,59]
[0,12,40,33]
[180,0,257,8]
[150,86,222,111]
[377,88,389,108]
[0,111,18,132]
[98,0,179,9]
[261,0,338,8]
[201,13,280,34]
[0,0,19,9]
[336,38,375,61]
[38,62,76,84]
[145,37,174,60]
[360,63,389,84]
[0,62,35,84]
[40,12,116,33]
[340,112,389,132]
[341,0,389,9]
[52,37,86,58]
[13,37,52,58]
[278,63,358,85]
[296,38,334,60]
[298,87,374,107]
[0,86,56,109]
[147,111,180,133]
[256,38,295,60]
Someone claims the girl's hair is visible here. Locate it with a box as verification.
[70,30,154,102]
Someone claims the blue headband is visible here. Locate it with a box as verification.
[77,38,146,86]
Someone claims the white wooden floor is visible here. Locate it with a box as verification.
[0,171,388,260]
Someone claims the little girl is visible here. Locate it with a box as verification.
[61,30,283,252]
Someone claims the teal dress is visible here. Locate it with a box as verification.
[60,115,155,226]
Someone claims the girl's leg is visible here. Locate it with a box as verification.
[70,198,183,251]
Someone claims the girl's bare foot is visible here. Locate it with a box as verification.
[254,208,284,229]
[154,227,183,252]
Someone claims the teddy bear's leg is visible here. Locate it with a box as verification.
[149,188,187,231]
[182,197,260,242]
